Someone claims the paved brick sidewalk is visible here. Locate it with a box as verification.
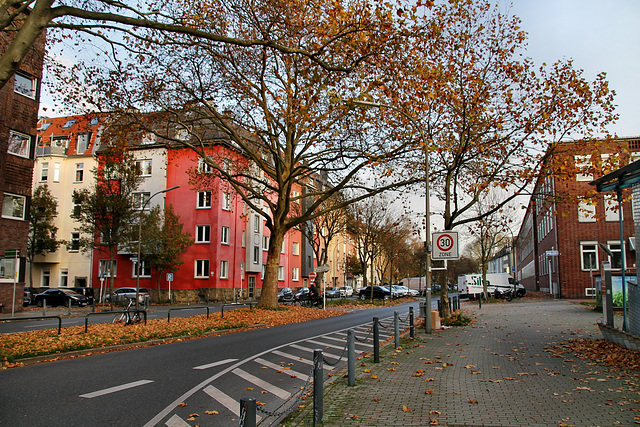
[283,300,640,426]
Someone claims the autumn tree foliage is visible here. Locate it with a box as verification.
[27,184,60,287]
[0,0,389,91]
[349,0,617,317]
[59,0,423,309]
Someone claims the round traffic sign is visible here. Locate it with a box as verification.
[436,233,454,252]
[309,272,317,281]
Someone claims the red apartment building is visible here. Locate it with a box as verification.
[0,22,45,313]
[515,137,640,298]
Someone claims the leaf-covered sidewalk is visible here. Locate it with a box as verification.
[284,300,640,426]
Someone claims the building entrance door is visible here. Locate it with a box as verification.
[248,275,256,299]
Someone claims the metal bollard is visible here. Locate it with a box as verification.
[347,329,355,386]
[42,299,46,316]
[239,397,256,427]
[313,349,323,426]
[373,317,380,363]
[409,307,414,338]
[394,311,399,349]
[478,294,482,309]
[68,298,72,315]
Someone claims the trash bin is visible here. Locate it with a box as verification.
[419,300,427,318]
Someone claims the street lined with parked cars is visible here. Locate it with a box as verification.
[33,289,89,307]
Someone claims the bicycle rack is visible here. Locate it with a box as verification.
[84,309,147,332]
[167,306,212,322]
[221,302,256,318]
[2,316,62,335]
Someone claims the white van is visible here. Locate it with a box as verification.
[458,273,525,299]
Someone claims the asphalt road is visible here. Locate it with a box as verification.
[0,300,423,426]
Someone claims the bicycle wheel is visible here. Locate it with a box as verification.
[131,312,143,324]
[112,313,126,324]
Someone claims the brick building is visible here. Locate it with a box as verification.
[515,137,640,298]
[0,23,45,313]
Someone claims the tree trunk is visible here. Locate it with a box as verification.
[257,230,285,309]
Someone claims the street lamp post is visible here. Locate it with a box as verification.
[350,100,432,333]
[136,185,180,310]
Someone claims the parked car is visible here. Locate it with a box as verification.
[399,285,419,297]
[278,287,294,303]
[33,289,89,307]
[23,287,34,306]
[358,286,391,300]
[383,285,405,298]
[340,286,354,297]
[104,287,150,304]
[325,287,341,299]
[294,287,310,301]
[71,287,95,305]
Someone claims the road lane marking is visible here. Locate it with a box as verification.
[193,358,238,370]
[254,357,311,381]
[232,368,291,399]
[80,380,154,398]
[272,349,333,370]
[321,334,373,348]
[289,343,343,359]
[202,386,262,421]
[165,414,190,427]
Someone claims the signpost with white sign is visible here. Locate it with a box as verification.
[431,231,459,260]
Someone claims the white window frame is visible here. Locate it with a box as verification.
[220,260,229,279]
[2,193,26,220]
[132,260,152,278]
[278,265,285,281]
[253,214,260,232]
[14,72,37,99]
[607,241,622,269]
[575,155,593,182]
[605,194,622,222]
[221,226,230,245]
[197,191,212,209]
[75,163,84,182]
[222,192,231,210]
[292,241,300,256]
[196,225,211,243]
[7,130,31,158]
[42,268,51,287]
[59,268,69,287]
[98,260,117,278]
[40,162,49,182]
[77,132,90,154]
[53,163,60,182]
[292,267,299,282]
[133,192,151,210]
[262,235,269,251]
[142,132,157,145]
[195,260,210,278]
[198,157,214,174]
[580,242,598,271]
[69,232,80,252]
[577,199,596,223]
[253,243,260,264]
[135,159,153,177]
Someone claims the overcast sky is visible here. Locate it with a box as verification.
[511,0,640,138]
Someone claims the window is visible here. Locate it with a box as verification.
[38,122,51,131]
[133,192,151,210]
[263,235,269,251]
[135,159,152,176]
[62,119,76,129]
[242,230,246,247]
[89,117,100,126]
[292,242,300,255]
[60,269,69,287]
[253,244,260,264]
[223,158,232,173]
[608,241,622,269]
[142,132,157,145]
[53,136,68,148]
[72,201,81,217]
[253,214,260,232]
[75,163,84,182]
[14,73,37,98]
[42,269,51,287]
[197,191,211,209]
[2,193,26,220]
[196,225,211,243]
[605,195,622,222]
[53,163,60,182]
[278,266,285,281]
[292,267,299,281]
[7,130,31,158]
[98,260,117,277]
[40,162,49,181]
[69,233,80,252]
[281,241,285,254]
[580,243,598,271]
[195,260,210,278]
[198,157,214,174]
[221,226,230,244]
[222,192,231,210]
[132,260,151,277]
[220,260,229,279]
[577,199,596,223]
[176,128,189,141]
[77,132,90,154]
[575,155,593,181]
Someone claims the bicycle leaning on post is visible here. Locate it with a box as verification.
[112,298,143,325]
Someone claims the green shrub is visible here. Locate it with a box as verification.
[442,311,473,327]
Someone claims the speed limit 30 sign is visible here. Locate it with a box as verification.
[432,231,459,260]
